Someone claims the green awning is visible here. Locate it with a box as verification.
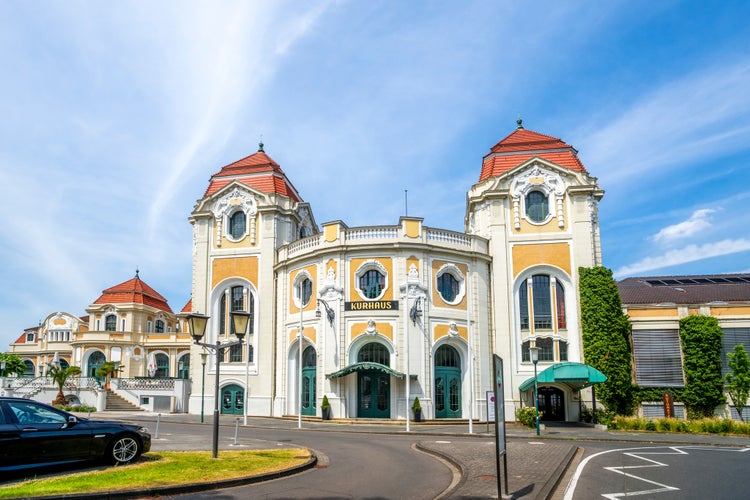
[326,361,406,379]
[519,362,607,392]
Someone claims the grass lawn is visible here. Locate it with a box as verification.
[0,449,311,498]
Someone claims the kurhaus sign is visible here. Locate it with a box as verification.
[345,301,399,311]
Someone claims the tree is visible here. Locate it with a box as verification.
[726,344,750,422]
[47,364,82,406]
[0,353,27,376]
[680,315,724,419]
[579,266,635,415]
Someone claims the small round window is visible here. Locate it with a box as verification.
[525,191,549,223]
[359,269,385,299]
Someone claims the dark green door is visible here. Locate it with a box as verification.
[221,384,244,414]
[435,367,462,418]
[358,370,390,418]
[87,351,105,379]
[301,346,316,416]
[435,345,462,418]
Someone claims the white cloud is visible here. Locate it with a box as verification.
[576,60,750,184]
[613,238,750,278]
[652,209,716,243]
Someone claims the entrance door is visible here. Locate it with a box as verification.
[435,345,462,418]
[537,386,565,421]
[301,346,316,416]
[358,370,390,418]
[87,351,105,379]
[221,384,244,414]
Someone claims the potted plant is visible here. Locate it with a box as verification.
[48,364,82,406]
[96,361,119,390]
[412,397,423,422]
[321,395,332,420]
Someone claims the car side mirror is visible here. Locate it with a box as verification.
[66,415,78,427]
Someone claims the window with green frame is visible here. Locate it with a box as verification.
[359,269,385,299]
[525,190,549,223]
[228,211,246,239]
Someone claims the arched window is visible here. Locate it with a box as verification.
[228,211,246,239]
[519,274,566,331]
[155,353,169,378]
[358,343,390,365]
[521,338,565,363]
[23,360,35,377]
[105,314,117,331]
[525,190,549,223]
[435,345,460,367]
[178,354,190,379]
[303,346,316,367]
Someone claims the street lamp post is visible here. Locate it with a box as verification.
[200,350,208,423]
[187,311,250,458]
[530,346,540,436]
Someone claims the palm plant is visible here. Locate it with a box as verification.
[48,364,82,406]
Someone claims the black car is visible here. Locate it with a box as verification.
[0,397,151,473]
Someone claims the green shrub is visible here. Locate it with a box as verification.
[56,404,96,413]
[515,406,542,428]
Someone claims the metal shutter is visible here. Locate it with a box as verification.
[632,329,684,387]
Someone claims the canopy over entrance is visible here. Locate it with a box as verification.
[519,362,607,392]
[326,361,406,380]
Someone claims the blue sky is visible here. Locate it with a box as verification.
[2,1,750,349]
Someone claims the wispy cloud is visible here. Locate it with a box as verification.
[652,209,716,243]
[577,60,750,185]
[613,238,750,278]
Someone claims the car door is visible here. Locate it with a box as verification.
[4,399,93,466]
[0,402,21,469]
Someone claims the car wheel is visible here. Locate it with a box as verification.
[108,434,142,465]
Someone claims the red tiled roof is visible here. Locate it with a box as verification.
[479,125,586,181]
[92,274,173,313]
[618,274,750,305]
[204,149,302,202]
[180,299,192,314]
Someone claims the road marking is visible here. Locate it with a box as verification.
[600,448,685,498]
[563,445,750,500]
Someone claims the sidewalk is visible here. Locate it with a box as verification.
[95,411,750,499]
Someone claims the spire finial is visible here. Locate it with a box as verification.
[258,135,264,152]
[516,116,523,129]
[135,267,140,278]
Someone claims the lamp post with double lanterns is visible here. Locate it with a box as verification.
[530,345,541,436]
[187,310,251,458]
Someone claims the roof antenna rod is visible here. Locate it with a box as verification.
[404,189,408,216]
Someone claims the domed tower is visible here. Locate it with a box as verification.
[466,120,603,421]
[188,143,316,416]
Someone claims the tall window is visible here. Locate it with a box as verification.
[155,319,165,333]
[105,314,117,331]
[435,345,460,367]
[526,190,549,223]
[519,274,566,331]
[155,353,169,378]
[521,338,567,362]
[359,270,385,299]
[228,211,246,239]
[219,285,253,363]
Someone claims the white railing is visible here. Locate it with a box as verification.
[426,228,472,246]
[287,235,322,256]
[117,378,176,390]
[345,227,398,240]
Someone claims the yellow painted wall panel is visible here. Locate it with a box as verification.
[351,322,393,341]
[325,224,338,242]
[626,308,679,318]
[433,323,468,342]
[512,243,571,277]
[212,256,259,289]
[711,306,750,316]
[404,219,420,238]
[289,327,317,345]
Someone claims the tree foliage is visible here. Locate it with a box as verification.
[726,344,750,422]
[0,352,27,376]
[579,266,635,415]
[680,315,724,419]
